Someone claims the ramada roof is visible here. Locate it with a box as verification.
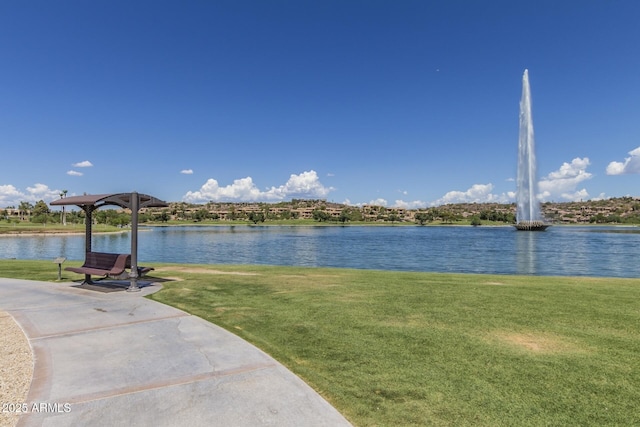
[50,193,168,210]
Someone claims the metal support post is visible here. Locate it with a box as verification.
[83,206,94,284]
[127,191,141,292]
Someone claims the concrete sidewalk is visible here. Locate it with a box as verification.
[0,278,352,427]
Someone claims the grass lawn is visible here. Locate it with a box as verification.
[2,260,639,426]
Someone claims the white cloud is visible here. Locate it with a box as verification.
[430,183,511,206]
[606,146,640,175]
[538,157,592,201]
[368,198,388,207]
[0,183,61,208]
[393,199,427,209]
[561,189,590,201]
[73,160,93,168]
[344,198,390,207]
[273,171,333,199]
[180,169,194,175]
[0,185,23,207]
[26,184,61,201]
[546,157,591,180]
[184,177,260,202]
[183,170,334,203]
[67,170,83,176]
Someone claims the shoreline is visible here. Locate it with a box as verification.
[1,222,637,237]
[2,259,640,280]
[0,223,510,236]
[0,230,129,237]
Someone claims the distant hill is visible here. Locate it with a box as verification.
[146,197,640,225]
[7,197,639,226]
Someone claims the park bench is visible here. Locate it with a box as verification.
[65,251,154,280]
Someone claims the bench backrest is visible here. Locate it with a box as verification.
[84,252,130,270]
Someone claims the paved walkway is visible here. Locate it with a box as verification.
[0,278,352,427]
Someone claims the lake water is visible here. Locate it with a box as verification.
[1,225,639,278]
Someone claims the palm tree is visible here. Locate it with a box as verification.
[60,190,68,225]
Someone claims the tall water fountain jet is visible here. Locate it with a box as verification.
[516,69,548,231]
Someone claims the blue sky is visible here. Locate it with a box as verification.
[2,1,640,209]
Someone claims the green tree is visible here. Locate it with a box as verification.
[156,210,170,222]
[590,213,607,223]
[348,208,363,222]
[31,200,50,215]
[279,210,292,220]
[440,211,455,224]
[338,209,351,224]
[30,200,50,224]
[470,215,482,226]
[607,214,622,223]
[95,210,108,224]
[194,208,210,222]
[415,212,430,225]
[248,211,265,224]
[111,213,130,227]
[18,201,33,221]
[138,213,151,223]
[312,209,331,222]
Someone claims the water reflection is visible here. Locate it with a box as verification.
[515,231,537,275]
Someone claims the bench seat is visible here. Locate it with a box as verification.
[65,266,125,276]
